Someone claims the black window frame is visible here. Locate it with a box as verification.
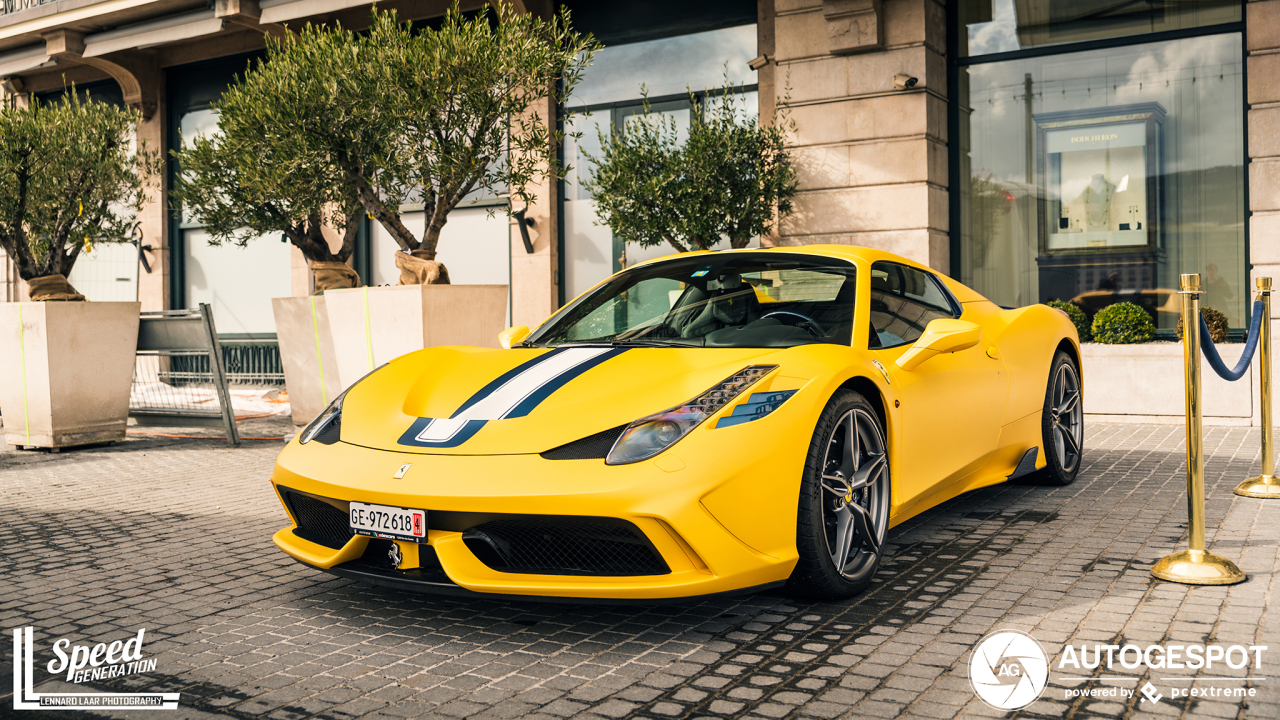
[946,0,1250,335]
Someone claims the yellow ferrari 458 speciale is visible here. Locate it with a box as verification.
[270,246,1082,601]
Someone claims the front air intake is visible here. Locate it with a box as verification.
[540,425,628,460]
[462,516,670,576]
[280,488,354,549]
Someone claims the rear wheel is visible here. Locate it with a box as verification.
[1038,352,1083,485]
[789,390,890,600]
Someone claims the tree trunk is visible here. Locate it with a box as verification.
[663,235,691,254]
[334,150,420,253]
[290,213,364,293]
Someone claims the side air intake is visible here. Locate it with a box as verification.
[280,488,353,549]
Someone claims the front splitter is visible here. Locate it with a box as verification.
[299,557,785,605]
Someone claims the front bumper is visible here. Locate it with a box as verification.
[269,410,814,600]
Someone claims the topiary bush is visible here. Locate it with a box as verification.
[1091,302,1156,344]
[1176,306,1230,344]
[1047,300,1091,342]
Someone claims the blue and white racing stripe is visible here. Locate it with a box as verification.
[397,347,626,448]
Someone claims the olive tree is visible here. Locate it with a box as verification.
[0,92,157,300]
[170,90,366,292]
[585,86,798,253]
[227,5,598,284]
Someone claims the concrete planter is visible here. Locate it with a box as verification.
[0,301,140,448]
[1082,341,1257,425]
[272,296,343,426]
[323,284,508,393]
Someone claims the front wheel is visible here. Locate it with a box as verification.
[789,390,891,600]
[1037,351,1083,485]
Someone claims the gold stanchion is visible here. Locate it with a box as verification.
[1235,277,1280,498]
[1151,273,1247,586]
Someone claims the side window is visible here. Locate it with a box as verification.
[869,262,957,348]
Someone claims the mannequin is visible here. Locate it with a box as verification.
[1082,173,1115,231]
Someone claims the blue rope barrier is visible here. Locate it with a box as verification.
[1200,299,1265,382]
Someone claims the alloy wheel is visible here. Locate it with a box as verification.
[1049,362,1083,473]
[819,408,890,578]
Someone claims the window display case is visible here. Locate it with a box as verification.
[1030,103,1169,310]
[1035,103,1165,255]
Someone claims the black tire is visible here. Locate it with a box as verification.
[1037,351,1083,486]
[789,389,891,600]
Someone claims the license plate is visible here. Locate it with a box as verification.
[348,502,427,542]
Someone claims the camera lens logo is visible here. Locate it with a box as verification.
[969,630,1049,710]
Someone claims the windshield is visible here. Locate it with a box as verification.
[527,253,857,348]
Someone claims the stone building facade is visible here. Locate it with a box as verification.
[0,0,1270,380]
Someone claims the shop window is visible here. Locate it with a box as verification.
[561,24,757,302]
[175,106,291,337]
[954,33,1245,333]
[869,262,957,349]
[958,0,1240,58]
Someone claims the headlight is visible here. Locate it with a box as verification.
[298,364,386,445]
[606,365,777,465]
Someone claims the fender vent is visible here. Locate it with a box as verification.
[280,488,353,549]
[463,516,669,576]
[540,424,628,460]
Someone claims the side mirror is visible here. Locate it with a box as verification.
[895,319,981,371]
[498,325,531,350]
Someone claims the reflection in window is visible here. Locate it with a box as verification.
[561,23,757,301]
[960,0,1240,58]
[569,24,757,107]
[870,263,956,348]
[957,34,1245,332]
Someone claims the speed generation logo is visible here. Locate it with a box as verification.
[969,629,1050,710]
[11,627,180,710]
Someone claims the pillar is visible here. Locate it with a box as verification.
[772,0,949,272]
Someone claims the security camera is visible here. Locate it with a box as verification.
[748,55,770,71]
[893,73,919,90]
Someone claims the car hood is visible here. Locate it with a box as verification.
[338,345,796,455]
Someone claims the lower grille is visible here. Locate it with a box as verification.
[463,516,670,576]
[280,489,353,549]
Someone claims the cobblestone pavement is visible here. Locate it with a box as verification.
[1,421,1278,720]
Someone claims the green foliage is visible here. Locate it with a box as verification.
[1176,306,1230,344]
[1091,302,1156,344]
[0,91,157,281]
[170,79,364,265]
[584,84,798,253]
[1047,300,1091,342]
[199,5,599,268]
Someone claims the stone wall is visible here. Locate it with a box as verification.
[1249,0,1280,331]
[770,0,950,272]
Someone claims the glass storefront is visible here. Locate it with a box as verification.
[960,0,1240,58]
[954,1,1246,333]
[561,24,757,302]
